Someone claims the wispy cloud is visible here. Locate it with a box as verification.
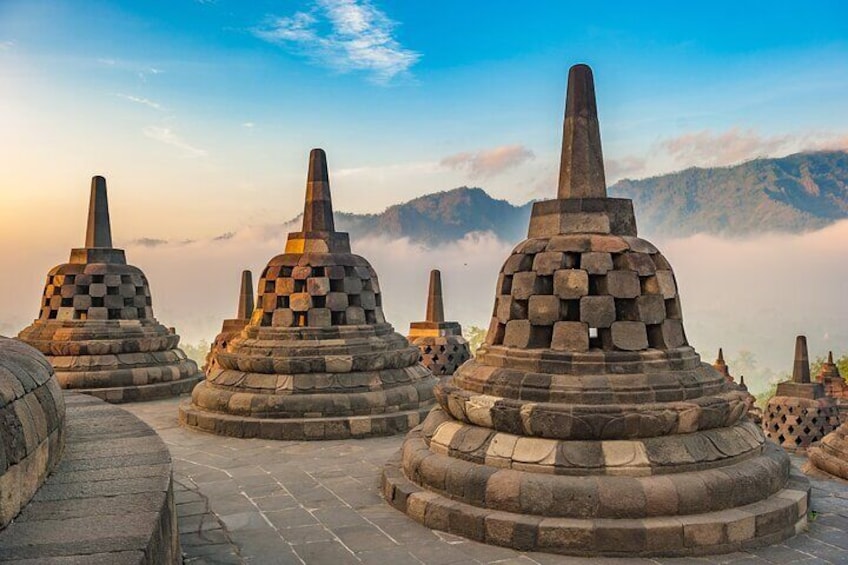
[142,126,207,157]
[116,93,163,110]
[242,122,255,128]
[661,128,792,167]
[605,156,648,182]
[0,40,14,51]
[130,237,169,248]
[254,0,420,83]
[441,145,535,178]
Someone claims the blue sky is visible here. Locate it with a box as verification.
[2,1,847,242]
[2,1,848,377]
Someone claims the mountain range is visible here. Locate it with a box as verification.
[292,150,848,245]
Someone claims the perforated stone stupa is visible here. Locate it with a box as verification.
[407,270,471,375]
[0,337,65,528]
[764,336,840,452]
[180,149,438,440]
[205,270,254,371]
[817,351,848,421]
[805,421,848,480]
[382,64,810,557]
[17,177,202,403]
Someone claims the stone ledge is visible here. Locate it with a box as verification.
[179,401,434,441]
[381,450,809,557]
[0,392,180,564]
[72,375,201,404]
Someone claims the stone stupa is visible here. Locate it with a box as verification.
[0,337,65,528]
[763,336,840,452]
[17,177,202,403]
[407,269,471,375]
[816,351,848,421]
[382,64,810,557]
[180,149,438,440]
[205,270,254,371]
[713,348,761,424]
[805,421,848,480]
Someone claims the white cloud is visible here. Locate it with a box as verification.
[116,93,163,110]
[142,126,207,157]
[441,145,535,178]
[0,40,14,51]
[254,0,420,83]
[242,122,255,128]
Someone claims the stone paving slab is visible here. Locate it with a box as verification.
[123,397,848,565]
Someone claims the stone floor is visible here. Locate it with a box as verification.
[123,398,848,565]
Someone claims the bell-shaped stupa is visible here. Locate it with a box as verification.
[713,348,761,424]
[180,149,438,440]
[805,422,848,480]
[763,336,839,452]
[17,177,202,402]
[816,351,848,420]
[205,270,254,371]
[0,337,65,528]
[407,270,471,375]
[382,64,810,557]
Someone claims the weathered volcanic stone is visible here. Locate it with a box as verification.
[805,421,848,480]
[816,351,848,421]
[763,336,840,453]
[381,63,809,558]
[0,337,65,529]
[17,176,202,403]
[713,348,762,424]
[205,270,254,372]
[180,149,438,440]
[408,270,471,376]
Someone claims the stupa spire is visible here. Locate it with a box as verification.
[717,348,725,363]
[558,64,607,199]
[425,270,445,323]
[828,351,834,365]
[792,335,811,384]
[302,148,335,232]
[236,270,254,320]
[85,176,113,248]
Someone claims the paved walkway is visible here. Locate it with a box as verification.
[123,398,848,565]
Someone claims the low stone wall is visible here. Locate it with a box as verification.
[0,393,180,564]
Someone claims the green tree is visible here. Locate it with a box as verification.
[181,340,211,366]
[463,325,487,356]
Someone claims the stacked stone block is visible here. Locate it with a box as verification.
[382,64,810,557]
[180,149,437,440]
[763,336,840,452]
[0,337,65,528]
[17,176,202,403]
[713,348,762,424]
[805,422,848,480]
[817,351,848,422]
[205,270,254,371]
[408,270,471,376]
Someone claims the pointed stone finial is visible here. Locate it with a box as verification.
[717,348,725,363]
[302,148,335,232]
[85,176,113,248]
[828,351,834,365]
[558,64,607,200]
[740,375,746,386]
[425,270,445,323]
[237,270,254,320]
[792,335,811,384]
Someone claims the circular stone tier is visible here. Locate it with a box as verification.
[383,64,809,557]
[180,148,438,440]
[0,336,66,529]
[805,423,848,480]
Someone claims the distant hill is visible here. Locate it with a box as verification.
[610,150,848,236]
[331,187,533,245]
[278,151,848,245]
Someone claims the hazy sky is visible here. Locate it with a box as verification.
[1,1,847,388]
